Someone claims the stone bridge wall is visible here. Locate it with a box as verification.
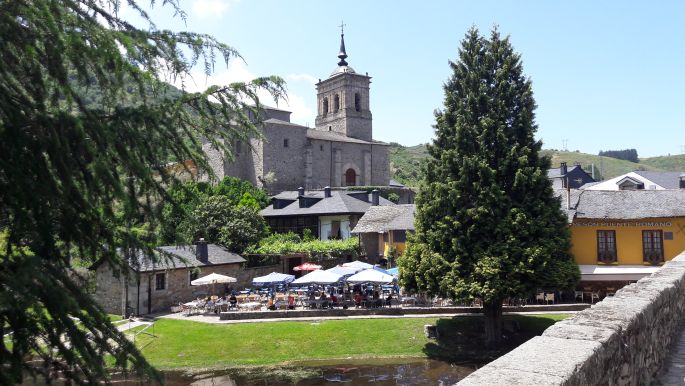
[459,251,685,385]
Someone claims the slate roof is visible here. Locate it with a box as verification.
[128,244,246,273]
[561,189,685,222]
[351,205,415,233]
[306,129,376,144]
[263,118,308,128]
[634,171,684,189]
[261,190,395,217]
[547,165,580,179]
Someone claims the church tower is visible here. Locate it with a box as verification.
[314,30,373,142]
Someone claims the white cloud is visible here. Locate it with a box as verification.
[191,0,237,19]
[286,73,318,85]
[171,62,313,125]
[282,94,313,126]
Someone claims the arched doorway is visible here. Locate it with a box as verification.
[345,168,356,186]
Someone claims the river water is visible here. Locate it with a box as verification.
[158,359,476,386]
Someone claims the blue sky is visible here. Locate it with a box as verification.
[124,1,685,157]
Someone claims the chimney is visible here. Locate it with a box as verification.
[680,173,685,189]
[297,186,305,196]
[196,238,208,263]
[371,189,380,206]
[560,162,567,175]
[324,186,331,198]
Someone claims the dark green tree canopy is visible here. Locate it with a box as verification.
[399,28,578,335]
[0,0,283,383]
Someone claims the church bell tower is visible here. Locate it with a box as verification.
[314,28,373,142]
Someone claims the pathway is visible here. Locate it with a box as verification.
[659,324,685,385]
[158,309,576,324]
[114,318,152,332]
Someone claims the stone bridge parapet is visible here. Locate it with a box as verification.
[458,251,685,385]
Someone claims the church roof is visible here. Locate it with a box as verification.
[306,129,374,144]
[261,190,394,217]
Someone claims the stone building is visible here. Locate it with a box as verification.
[352,204,416,261]
[261,187,394,242]
[91,240,246,316]
[204,32,390,194]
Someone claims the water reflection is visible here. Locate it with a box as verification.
[163,359,475,386]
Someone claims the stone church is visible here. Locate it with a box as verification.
[204,33,390,193]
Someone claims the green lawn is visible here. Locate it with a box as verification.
[132,314,570,369]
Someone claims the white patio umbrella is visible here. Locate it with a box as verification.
[346,268,395,284]
[341,260,374,270]
[292,269,343,285]
[191,272,237,296]
[326,266,363,277]
[252,272,295,287]
[191,272,237,286]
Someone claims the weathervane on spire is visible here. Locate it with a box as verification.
[337,21,348,66]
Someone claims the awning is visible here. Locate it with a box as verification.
[578,265,659,282]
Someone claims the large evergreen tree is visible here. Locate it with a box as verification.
[398,28,579,345]
[0,0,283,383]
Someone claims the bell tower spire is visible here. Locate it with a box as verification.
[315,23,373,142]
[337,21,348,66]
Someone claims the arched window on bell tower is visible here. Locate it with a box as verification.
[323,97,329,116]
[334,94,340,113]
[354,93,361,112]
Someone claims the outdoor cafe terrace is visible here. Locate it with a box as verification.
[168,261,593,321]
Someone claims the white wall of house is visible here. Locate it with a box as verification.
[319,215,352,240]
[584,172,664,191]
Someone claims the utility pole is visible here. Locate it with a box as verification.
[562,139,568,152]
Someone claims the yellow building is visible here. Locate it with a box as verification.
[351,204,415,262]
[565,189,685,283]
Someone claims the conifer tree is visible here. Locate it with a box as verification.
[0,0,283,383]
[398,28,579,345]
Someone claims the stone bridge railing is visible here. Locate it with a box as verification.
[459,251,685,385]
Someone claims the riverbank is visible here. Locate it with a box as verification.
[128,313,570,370]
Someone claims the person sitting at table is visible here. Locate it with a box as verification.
[361,293,369,308]
[385,294,393,307]
[353,292,362,308]
[308,292,316,308]
[267,294,276,310]
[287,293,296,310]
[373,291,381,308]
[319,292,328,309]
[329,293,338,308]
[229,293,237,309]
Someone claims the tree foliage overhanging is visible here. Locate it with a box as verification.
[397,28,579,344]
[0,0,284,383]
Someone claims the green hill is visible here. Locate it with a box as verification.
[388,142,430,187]
[389,144,684,186]
[641,154,685,172]
[539,150,662,181]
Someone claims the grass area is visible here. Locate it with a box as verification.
[132,314,570,370]
[109,314,123,322]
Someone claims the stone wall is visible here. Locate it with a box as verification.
[458,251,685,385]
[261,121,308,193]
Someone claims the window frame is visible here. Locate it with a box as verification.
[596,230,617,264]
[642,230,664,265]
[155,272,166,291]
[283,138,289,148]
[189,270,199,285]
